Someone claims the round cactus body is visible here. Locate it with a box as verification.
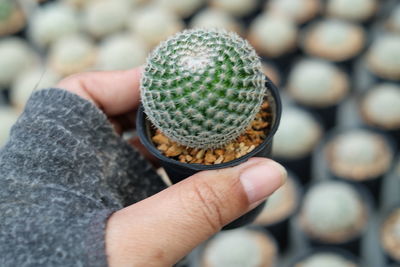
[302,182,362,235]
[141,29,266,149]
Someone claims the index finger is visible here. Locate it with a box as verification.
[56,67,142,116]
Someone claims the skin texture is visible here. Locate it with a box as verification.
[57,67,286,267]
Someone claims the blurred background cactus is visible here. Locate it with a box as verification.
[141,29,266,149]
[1,0,400,266]
[300,181,366,240]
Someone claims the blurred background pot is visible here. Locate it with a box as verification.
[322,127,396,205]
[253,171,302,252]
[296,180,373,255]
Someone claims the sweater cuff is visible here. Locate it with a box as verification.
[85,209,115,267]
[23,88,116,146]
[14,88,165,207]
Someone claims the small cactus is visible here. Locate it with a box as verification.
[202,229,274,267]
[302,182,363,235]
[141,29,266,149]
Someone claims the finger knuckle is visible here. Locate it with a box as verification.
[185,178,225,232]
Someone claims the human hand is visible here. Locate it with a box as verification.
[57,68,286,267]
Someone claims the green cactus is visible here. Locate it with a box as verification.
[141,29,266,149]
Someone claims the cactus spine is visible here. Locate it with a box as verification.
[141,29,266,149]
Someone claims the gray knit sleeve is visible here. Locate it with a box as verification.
[0,88,165,267]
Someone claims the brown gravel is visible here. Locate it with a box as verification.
[151,101,272,164]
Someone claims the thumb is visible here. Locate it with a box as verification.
[105,157,286,267]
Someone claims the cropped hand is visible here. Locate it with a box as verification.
[57,68,286,267]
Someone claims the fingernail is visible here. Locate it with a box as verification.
[240,161,287,204]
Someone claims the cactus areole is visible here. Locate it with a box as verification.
[141,29,267,149]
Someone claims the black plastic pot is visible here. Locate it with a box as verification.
[181,2,208,25]
[303,102,339,131]
[288,246,360,267]
[365,64,400,85]
[0,89,8,105]
[322,127,397,206]
[274,154,312,186]
[297,181,373,256]
[333,59,358,85]
[265,48,301,82]
[306,229,362,256]
[239,0,265,27]
[137,76,282,230]
[261,60,282,88]
[38,0,60,5]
